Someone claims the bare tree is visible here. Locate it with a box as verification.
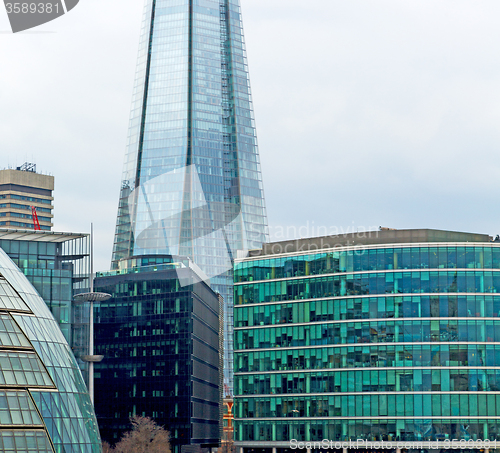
[114,416,171,453]
[102,441,113,453]
[219,436,235,453]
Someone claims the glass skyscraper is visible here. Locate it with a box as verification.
[111,0,268,394]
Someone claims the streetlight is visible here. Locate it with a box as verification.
[73,224,110,403]
[74,291,110,403]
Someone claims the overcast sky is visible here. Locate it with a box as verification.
[1,0,500,271]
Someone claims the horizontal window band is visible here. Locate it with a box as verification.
[235,242,499,264]
[236,341,500,353]
[235,415,500,421]
[235,366,500,375]
[235,316,500,330]
[234,292,500,308]
[233,442,500,449]
[235,267,500,286]
[235,391,500,398]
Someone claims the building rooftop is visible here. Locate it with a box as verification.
[0,229,87,243]
[247,228,494,258]
[0,168,54,191]
[96,255,211,287]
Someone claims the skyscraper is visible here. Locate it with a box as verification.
[111,0,268,394]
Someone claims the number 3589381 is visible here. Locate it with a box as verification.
[5,3,60,13]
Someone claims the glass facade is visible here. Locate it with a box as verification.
[94,261,222,453]
[0,231,92,385]
[111,0,269,395]
[0,247,101,452]
[234,236,500,447]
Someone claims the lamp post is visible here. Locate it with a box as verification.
[73,224,110,403]
[74,291,110,403]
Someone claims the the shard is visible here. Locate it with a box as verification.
[111,0,268,394]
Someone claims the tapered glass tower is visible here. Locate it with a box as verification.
[111,0,268,394]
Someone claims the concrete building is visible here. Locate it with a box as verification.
[0,163,54,231]
[234,228,500,453]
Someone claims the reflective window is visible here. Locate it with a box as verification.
[0,391,42,426]
[0,278,30,312]
[0,314,31,348]
[0,431,52,452]
[0,352,53,387]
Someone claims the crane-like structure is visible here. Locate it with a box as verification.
[30,206,41,230]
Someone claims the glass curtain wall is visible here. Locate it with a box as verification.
[111,0,268,394]
[234,243,500,444]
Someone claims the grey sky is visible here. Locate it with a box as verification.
[1,1,500,271]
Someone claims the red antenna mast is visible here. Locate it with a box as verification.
[31,206,41,231]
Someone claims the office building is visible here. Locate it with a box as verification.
[94,257,223,452]
[0,247,100,452]
[234,229,500,451]
[0,228,92,383]
[0,163,54,231]
[110,0,269,395]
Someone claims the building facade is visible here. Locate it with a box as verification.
[0,246,101,452]
[0,229,92,384]
[0,164,54,231]
[234,229,500,451]
[111,0,269,395]
[94,257,222,452]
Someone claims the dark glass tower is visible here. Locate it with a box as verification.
[111,0,268,394]
[94,260,222,452]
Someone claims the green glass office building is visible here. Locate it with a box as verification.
[234,229,500,451]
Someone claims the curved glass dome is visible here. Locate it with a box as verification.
[0,248,101,453]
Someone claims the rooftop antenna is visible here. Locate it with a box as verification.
[17,162,36,173]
